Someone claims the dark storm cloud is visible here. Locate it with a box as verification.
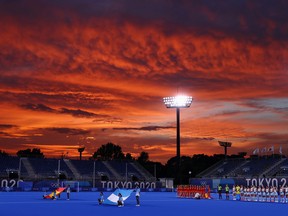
[59,108,109,119]
[19,103,114,119]
[0,124,17,129]
[93,117,122,124]
[20,103,56,113]
[1,1,287,95]
[0,75,114,110]
[192,137,215,141]
[242,99,288,117]
[153,71,253,94]
[211,110,255,118]
[120,0,288,42]
[258,132,287,140]
[252,132,288,146]
[0,131,11,136]
[0,124,18,138]
[47,127,90,135]
[113,125,174,131]
[1,0,288,41]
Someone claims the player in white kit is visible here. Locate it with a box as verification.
[261,186,266,202]
[285,185,288,203]
[266,186,270,202]
[279,185,284,203]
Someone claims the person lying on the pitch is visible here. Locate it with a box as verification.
[194,192,201,199]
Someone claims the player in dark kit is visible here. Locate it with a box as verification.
[98,192,104,205]
[225,185,230,200]
[218,185,222,199]
[117,193,124,207]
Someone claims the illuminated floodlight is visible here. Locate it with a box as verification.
[163,95,193,108]
[163,94,193,184]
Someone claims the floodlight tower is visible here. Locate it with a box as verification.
[78,147,85,160]
[163,95,193,183]
[218,141,232,159]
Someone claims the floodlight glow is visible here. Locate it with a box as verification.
[162,94,193,184]
[163,95,193,108]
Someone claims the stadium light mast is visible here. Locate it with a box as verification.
[78,147,85,160]
[218,141,232,159]
[163,95,193,183]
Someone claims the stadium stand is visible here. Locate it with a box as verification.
[2,155,287,183]
[197,158,245,178]
[0,156,154,181]
[0,156,23,179]
[197,156,287,178]
[264,158,288,177]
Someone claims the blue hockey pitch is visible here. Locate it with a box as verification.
[0,192,286,216]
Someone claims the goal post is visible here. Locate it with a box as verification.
[61,181,80,192]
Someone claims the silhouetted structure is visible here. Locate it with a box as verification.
[218,141,232,158]
[78,147,85,160]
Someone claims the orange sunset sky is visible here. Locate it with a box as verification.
[0,0,288,163]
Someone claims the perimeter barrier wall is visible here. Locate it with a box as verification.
[190,177,288,191]
[0,178,166,192]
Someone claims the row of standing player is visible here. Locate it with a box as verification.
[218,184,288,203]
[98,187,141,207]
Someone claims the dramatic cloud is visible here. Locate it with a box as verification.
[20,103,56,113]
[113,126,175,131]
[0,124,17,129]
[19,103,114,119]
[46,127,90,136]
[0,0,287,162]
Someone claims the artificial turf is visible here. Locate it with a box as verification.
[0,191,286,216]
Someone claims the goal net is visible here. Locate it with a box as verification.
[61,181,80,192]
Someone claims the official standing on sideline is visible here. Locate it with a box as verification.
[98,192,104,205]
[218,184,222,199]
[135,187,140,206]
[66,185,71,200]
[225,184,230,200]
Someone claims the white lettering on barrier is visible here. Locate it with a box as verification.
[280,178,286,187]
[1,179,20,188]
[100,181,156,189]
[251,178,257,186]
[246,178,251,186]
[114,181,120,188]
[258,178,264,187]
[1,179,8,188]
[1,179,157,189]
[140,182,145,188]
[121,181,127,188]
[126,182,132,188]
[107,181,113,188]
[266,178,271,186]
[272,178,278,187]
[101,181,106,188]
[17,180,23,187]
[245,178,288,187]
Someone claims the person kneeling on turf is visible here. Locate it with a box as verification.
[52,190,57,200]
[194,192,201,199]
[98,192,104,205]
